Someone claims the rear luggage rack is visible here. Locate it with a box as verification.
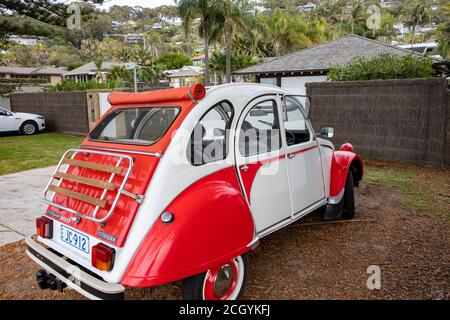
[42,148,142,223]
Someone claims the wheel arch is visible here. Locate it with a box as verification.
[329,150,364,199]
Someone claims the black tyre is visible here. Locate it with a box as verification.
[20,121,38,135]
[182,253,248,300]
[342,170,355,219]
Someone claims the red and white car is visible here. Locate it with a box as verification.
[26,83,363,300]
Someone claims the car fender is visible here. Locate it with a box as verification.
[121,166,255,287]
[328,150,364,204]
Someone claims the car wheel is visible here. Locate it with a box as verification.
[182,253,248,300]
[20,121,38,135]
[342,170,355,219]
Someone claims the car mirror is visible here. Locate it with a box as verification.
[283,95,311,119]
[320,127,334,138]
[249,109,269,117]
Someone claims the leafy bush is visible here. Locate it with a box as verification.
[155,52,192,70]
[44,79,116,92]
[327,54,435,81]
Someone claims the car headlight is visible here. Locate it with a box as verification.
[37,116,44,120]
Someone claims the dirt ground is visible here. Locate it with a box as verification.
[0,162,448,300]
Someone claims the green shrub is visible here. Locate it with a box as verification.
[44,79,117,92]
[327,54,435,81]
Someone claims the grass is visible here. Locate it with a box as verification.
[0,133,84,175]
[364,161,450,218]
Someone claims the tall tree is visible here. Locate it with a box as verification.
[219,0,250,83]
[176,0,196,54]
[176,0,223,86]
[403,0,432,44]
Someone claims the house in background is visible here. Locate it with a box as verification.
[297,2,316,12]
[64,61,122,83]
[168,66,203,88]
[234,34,432,95]
[7,35,48,46]
[192,54,206,67]
[0,66,66,85]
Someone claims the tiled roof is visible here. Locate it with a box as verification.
[234,34,425,74]
[0,66,66,75]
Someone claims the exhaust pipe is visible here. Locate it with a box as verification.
[36,270,67,292]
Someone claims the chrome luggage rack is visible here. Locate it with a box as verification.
[42,148,142,223]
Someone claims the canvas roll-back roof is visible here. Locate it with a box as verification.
[108,84,206,105]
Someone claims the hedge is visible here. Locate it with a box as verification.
[327,54,435,81]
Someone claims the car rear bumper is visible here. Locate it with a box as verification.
[25,236,125,300]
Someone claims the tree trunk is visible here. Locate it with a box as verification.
[204,31,210,87]
[226,30,232,83]
[185,29,190,54]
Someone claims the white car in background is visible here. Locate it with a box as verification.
[0,107,45,135]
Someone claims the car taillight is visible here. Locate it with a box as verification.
[36,216,53,239]
[92,243,115,271]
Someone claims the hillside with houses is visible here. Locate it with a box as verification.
[0,0,448,96]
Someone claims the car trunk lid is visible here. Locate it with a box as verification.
[43,147,160,247]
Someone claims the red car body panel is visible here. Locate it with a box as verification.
[329,150,364,197]
[121,166,255,287]
[48,152,159,247]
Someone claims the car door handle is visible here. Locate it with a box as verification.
[240,164,249,171]
[287,153,296,159]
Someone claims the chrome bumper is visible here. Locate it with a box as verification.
[25,236,125,300]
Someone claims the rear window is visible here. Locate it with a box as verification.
[89,107,179,145]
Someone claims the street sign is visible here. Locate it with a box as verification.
[125,62,135,70]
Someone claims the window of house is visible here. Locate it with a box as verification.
[239,100,282,157]
[188,100,234,165]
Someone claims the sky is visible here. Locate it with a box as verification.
[99,0,176,9]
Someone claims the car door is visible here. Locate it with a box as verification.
[0,108,16,132]
[235,95,291,234]
[281,96,326,216]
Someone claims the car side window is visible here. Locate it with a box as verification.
[283,96,310,146]
[239,100,282,157]
[188,100,234,165]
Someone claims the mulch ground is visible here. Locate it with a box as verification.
[0,167,448,300]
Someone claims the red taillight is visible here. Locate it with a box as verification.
[36,216,53,239]
[92,243,115,271]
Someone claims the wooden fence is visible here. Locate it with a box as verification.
[307,77,450,166]
[10,91,89,134]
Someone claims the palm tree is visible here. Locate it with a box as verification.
[93,54,104,82]
[209,50,226,84]
[260,8,289,57]
[117,46,132,63]
[218,0,250,83]
[133,44,152,66]
[177,0,223,86]
[176,0,196,54]
[144,32,162,58]
[403,0,432,44]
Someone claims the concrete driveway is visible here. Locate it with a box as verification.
[0,166,55,246]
